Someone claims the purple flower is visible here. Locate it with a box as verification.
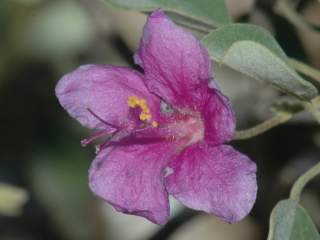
[55,10,257,225]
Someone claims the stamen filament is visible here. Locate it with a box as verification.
[81,130,114,147]
[87,108,119,129]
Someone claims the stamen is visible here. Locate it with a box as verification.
[128,96,139,108]
[151,121,158,128]
[127,96,159,128]
[81,130,114,147]
[139,112,151,121]
[87,108,119,129]
[139,99,149,112]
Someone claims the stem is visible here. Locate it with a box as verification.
[288,58,320,84]
[290,161,320,201]
[234,96,320,140]
[233,112,292,140]
[275,0,320,32]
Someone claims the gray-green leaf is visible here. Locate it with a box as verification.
[103,0,231,27]
[202,23,287,60]
[268,199,320,240]
[202,24,318,100]
[223,41,316,100]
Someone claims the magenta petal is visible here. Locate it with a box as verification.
[165,143,257,223]
[55,64,159,129]
[200,86,235,144]
[89,141,176,225]
[134,10,212,108]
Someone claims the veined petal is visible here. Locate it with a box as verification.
[55,64,159,129]
[165,143,257,223]
[89,140,177,225]
[134,10,212,108]
[199,86,235,145]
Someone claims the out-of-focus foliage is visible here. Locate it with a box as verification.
[15,1,95,60]
[0,184,28,216]
[29,147,104,240]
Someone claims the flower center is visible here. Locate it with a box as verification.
[166,111,204,146]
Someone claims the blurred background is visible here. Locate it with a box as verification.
[0,0,319,239]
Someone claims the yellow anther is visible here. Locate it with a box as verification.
[139,99,150,112]
[128,96,156,124]
[151,121,158,128]
[139,112,151,121]
[139,99,146,107]
[128,96,139,108]
[141,106,150,113]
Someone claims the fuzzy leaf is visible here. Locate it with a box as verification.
[202,23,287,60]
[223,41,317,100]
[268,199,320,240]
[202,24,317,100]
